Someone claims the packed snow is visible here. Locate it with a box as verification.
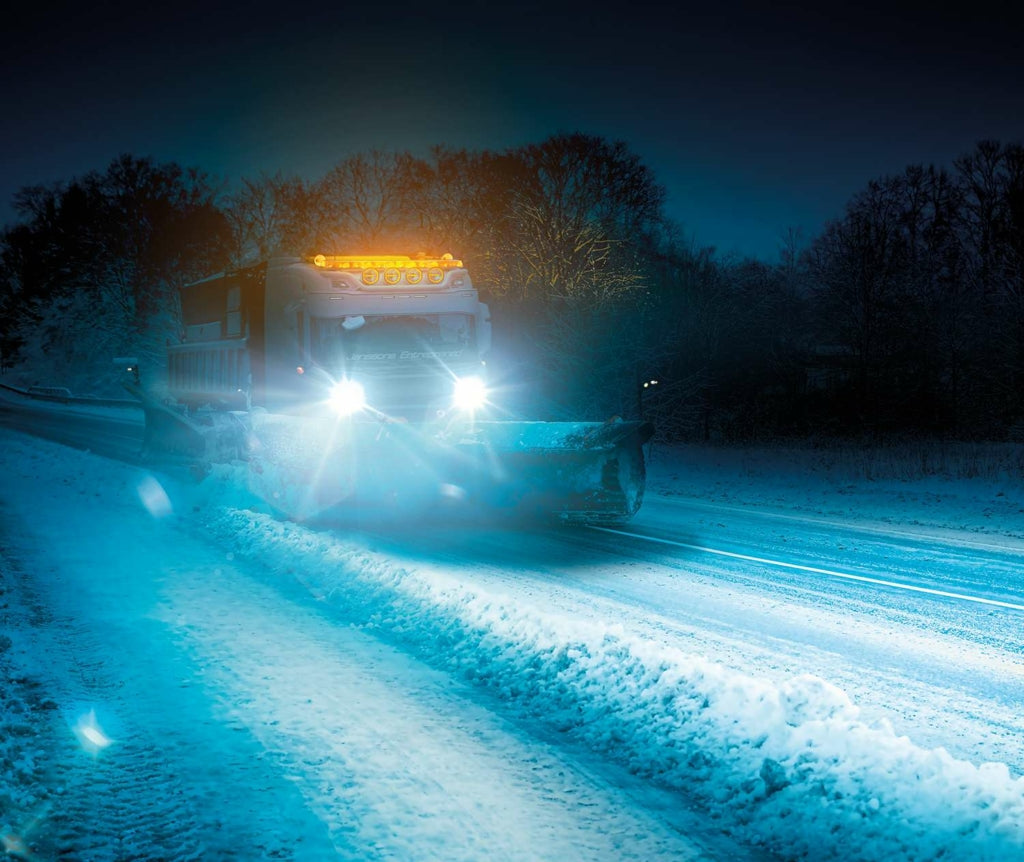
[195,500,1023,861]
[1,418,1022,861]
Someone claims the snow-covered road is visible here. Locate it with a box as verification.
[1,406,1023,861]
[0,430,748,861]
[349,496,1024,775]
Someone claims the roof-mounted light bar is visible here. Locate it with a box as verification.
[312,253,463,269]
[312,252,464,288]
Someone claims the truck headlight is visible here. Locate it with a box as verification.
[452,375,488,411]
[329,379,366,415]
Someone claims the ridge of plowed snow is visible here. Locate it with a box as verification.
[200,501,1024,862]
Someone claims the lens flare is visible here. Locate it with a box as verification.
[137,476,172,518]
[73,709,112,754]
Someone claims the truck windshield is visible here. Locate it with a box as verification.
[310,313,475,368]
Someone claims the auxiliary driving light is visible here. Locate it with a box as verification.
[329,379,367,415]
[452,375,488,411]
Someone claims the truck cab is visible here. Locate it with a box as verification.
[171,254,492,421]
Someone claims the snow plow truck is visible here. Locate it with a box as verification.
[127,253,653,523]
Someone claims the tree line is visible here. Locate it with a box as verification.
[1,136,1022,441]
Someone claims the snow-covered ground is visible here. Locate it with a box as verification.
[645,441,1024,543]
[1,421,1022,861]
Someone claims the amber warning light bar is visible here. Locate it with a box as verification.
[313,252,463,287]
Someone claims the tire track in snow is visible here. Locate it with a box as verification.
[1,557,339,861]
[518,518,1024,760]
[1,432,729,862]
[354,522,1024,775]
[0,548,204,861]
[157,546,724,862]
[0,438,341,861]
[591,526,1024,612]
[202,506,1024,862]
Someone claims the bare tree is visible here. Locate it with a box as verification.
[954,141,1024,427]
[411,146,493,259]
[313,151,426,251]
[490,133,664,306]
[0,155,230,393]
[807,176,915,426]
[224,172,313,263]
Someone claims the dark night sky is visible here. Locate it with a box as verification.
[2,1,1021,260]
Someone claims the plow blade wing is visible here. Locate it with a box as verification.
[446,419,655,523]
[125,381,249,464]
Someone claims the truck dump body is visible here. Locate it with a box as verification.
[135,254,653,524]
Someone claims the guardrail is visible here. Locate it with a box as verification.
[0,381,141,409]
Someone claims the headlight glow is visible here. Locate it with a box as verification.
[329,379,366,415]
[452,375,488,411]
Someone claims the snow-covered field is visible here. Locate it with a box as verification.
[646,441,1024,541]
[1,423,1022,861]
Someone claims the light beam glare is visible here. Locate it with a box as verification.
[452,375,488,411]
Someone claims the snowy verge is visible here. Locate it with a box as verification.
[0,553,54,847]
[0,384,143,423]
[645,443,1024,542]
[195,487,1024,862]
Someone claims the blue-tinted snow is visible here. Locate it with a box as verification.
[198,499,1024,862]
[0,432,726,861]
[1,428,1022,861]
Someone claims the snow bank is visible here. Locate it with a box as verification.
[202,502,1024,862]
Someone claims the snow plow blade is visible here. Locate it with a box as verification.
[127,377,654,524]
[241,414,655,525]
